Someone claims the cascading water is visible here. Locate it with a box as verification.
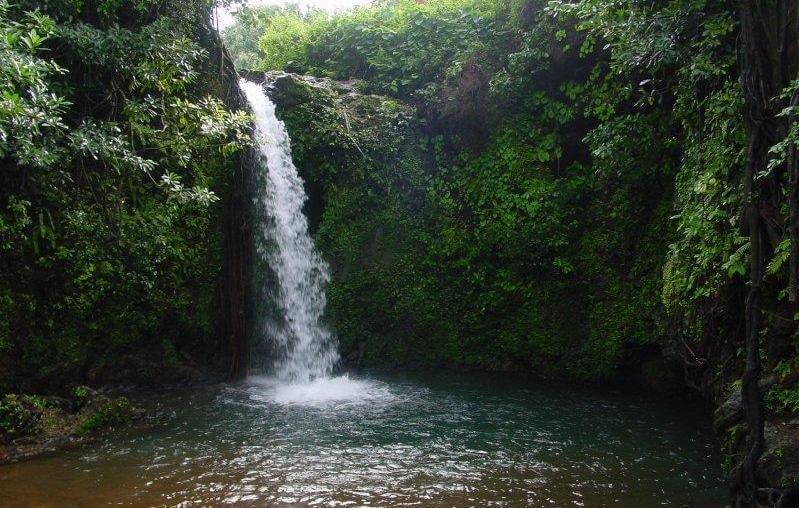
[240,79,338,384]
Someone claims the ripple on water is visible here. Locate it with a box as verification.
[0,372,726,507]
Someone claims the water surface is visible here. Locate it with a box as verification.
[0,372,725,507]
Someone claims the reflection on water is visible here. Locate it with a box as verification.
[0,372,725,507]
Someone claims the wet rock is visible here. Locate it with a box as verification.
[714,376,777,432]
[0,389,144,463]
[759,419,799,491]
[239,71,367,110]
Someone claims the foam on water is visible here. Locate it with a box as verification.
[247,375,396,407]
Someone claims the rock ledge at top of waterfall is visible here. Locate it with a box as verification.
[239,70,364,102]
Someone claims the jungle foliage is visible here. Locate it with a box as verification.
[227,0,798,401]
[226,0,688,376]
[0,0,250,392]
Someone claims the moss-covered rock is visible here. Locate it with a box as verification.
[0,388,140,463]
[248,72,437,367]
[0,395,46,443]
[250,71,673,380]
[75,396,133,436]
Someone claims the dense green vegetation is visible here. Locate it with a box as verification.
[0,0,250,393]
[226,0,730,379]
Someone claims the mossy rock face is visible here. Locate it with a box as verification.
[269,74,328,109]
[637,355,683,395]
[76,396,133,436]
[256,71,421,235]
[245,72,434,364]
[757,420,799,494]
[0,389,139,463]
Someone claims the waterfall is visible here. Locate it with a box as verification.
[240,79,338,383]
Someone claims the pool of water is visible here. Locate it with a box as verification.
[0,371,725,507]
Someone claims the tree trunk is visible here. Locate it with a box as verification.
[204,23,254,380]
[788,85,799,303]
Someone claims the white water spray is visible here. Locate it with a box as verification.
[240,79,338,383]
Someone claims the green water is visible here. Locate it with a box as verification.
[0,372,725,507]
